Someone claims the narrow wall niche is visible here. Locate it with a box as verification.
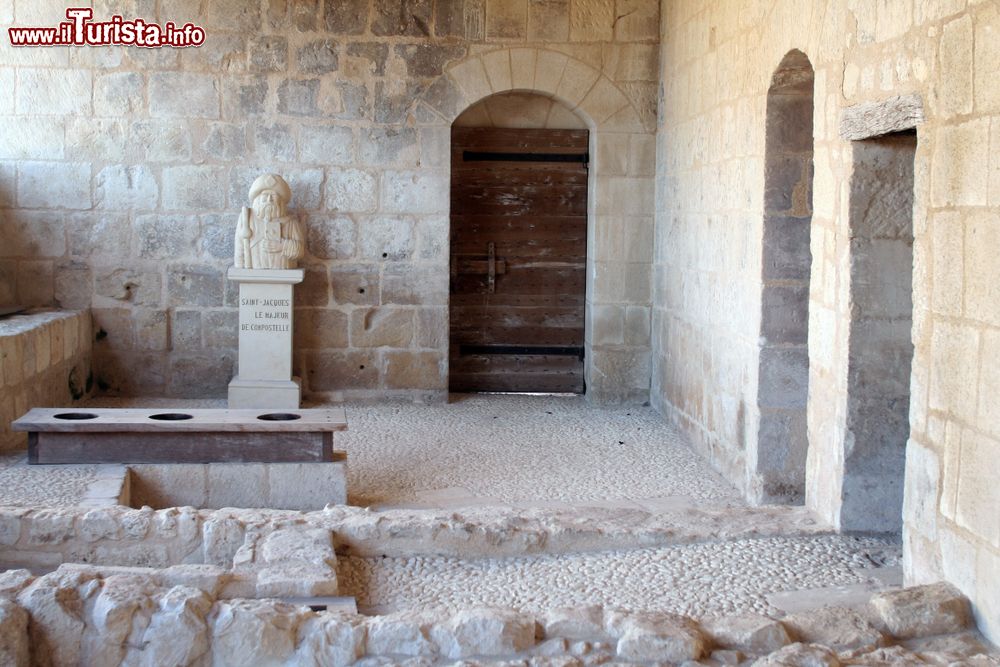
[754,50,814,504]
[841,130,917,532]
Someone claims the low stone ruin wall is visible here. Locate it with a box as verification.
[0,569,993,667]
[0,310,93,453]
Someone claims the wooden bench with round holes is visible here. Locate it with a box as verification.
[12,408,348,465]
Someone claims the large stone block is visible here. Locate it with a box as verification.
[528,0,569,41]
[381,170,448,214]
[133,120,192,162]
[326,168,377,213]
[295,308,348,349]
[350,307,414,347]
[252,122,296,162]
[248,36,288,73]
[360,216,415,260]
[149,72,219,118]
[329,265,380,306]
[299,125,354,165]
[955,429,1000,548]
[162,166,227,210]
[306,349,378,391]
[167,264,225,307]
[372,0,432,36]
[360,127,419,167]
[758,347,809,410]
[277,78,320,116]
[94,72,144,116]
[323,0,369,33]
[133,214,199,260]
[16,162,90,210]
[932,118,990,208]
[0,117,64,160]
[297,38,339,75]
[16,68,91,116]
[928,321,979,422]
[95,165,158,211]
[431,607,535,659]
[384,350,444,389]
[202,123,248,161]
[570,0,613,41]
[869,583,971,639]
[938,15,974,118]
[306,215,356,259]
[381,265,447,305]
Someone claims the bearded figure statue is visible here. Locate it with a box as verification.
[234,173,305,270]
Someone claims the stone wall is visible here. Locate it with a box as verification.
[653,0,1000,643]
[0,310,92,453]
[0,0,658,403]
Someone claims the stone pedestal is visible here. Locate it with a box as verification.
[227,267,303,409]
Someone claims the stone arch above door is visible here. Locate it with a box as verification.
[415,48,657,406]
[416,48,648,133]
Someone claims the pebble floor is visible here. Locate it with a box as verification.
[337,394,742,507]
[338,534,902,617]
[0,454,100,507]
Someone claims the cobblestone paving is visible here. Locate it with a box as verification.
[337,394,743,507]
[0,454,100,507]
[338,534,903,618]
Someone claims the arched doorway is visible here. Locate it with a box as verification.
[448,93,589,393]
[754,50,814,503]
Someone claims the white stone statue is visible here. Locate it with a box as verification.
[234,173,305,270]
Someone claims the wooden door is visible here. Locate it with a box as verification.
[449,127,589,393]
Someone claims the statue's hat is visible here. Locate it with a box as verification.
[248,173,291,205]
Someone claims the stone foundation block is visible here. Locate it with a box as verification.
[0,599,28,667]
[869,582,971,639]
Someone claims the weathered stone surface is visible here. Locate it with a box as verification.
[95,165,158,211]
[782,607,885,653]
[295,614,366,665]
[149,72,219,118]
[326,168,377,213]
[297,39,339,74]
[350,308,414,348]
[542,605,610,641]
[753,642,842,666]
[125,585,212,667]
[705,614,792,654]
[95,72,144,116]
[612,612,706,663]
[16,161,91,210]
[299,125,353,165]
[202,517,246,567]
[366,611,438,657]
[869,583,971,639]
[307,215,356,259]
[394,44,466,78]
[431,607,535,659]
[359,216,414,260]
[248,36,288,73]
[17,575,87,667]
[278,78,320,115]
[17,68,91,116]
[0,599,28,667]
[0,571,33,599]
[371,0,432,36]
[211,599,301,666]
[324,0,369,34]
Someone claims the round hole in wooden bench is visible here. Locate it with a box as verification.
[257,413,302,421]
[148,413,194,421]
[53,412,99,420]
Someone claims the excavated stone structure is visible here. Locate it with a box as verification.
[1,0,1000,662]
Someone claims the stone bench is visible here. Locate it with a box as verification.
[12,407,347,465]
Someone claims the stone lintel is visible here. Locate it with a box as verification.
[840,94,924,141]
